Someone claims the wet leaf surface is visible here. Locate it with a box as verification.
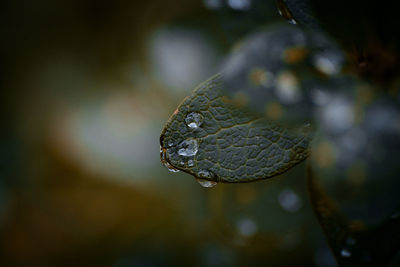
[160,74,312,183]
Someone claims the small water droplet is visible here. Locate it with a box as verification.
[198,169,215,179]
[196,169,217,187]
[188,159,194,167]
[167,140,174,147]
[277,0,297,25]
[196,178,217,188]
[178,138,199,157]
[185,112,203,129]
[160,145,180,173]
[168,167,180,173]
[340,248,351,258]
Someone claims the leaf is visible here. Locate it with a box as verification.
[307,163,400,266]
[160,74,312,183]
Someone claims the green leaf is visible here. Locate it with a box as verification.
[160,74,312,184]
[307,163,400,266]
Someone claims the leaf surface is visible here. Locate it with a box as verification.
[160,74,311,183]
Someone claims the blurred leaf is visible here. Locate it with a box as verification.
[160,74,311,184]
[307,163,400,266]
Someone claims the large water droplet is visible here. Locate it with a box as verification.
[185,112,203,129]
[196,178,217,188]
[340,248,351,257]
[178,138,199,157]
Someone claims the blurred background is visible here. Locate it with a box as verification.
[1,0,399,266]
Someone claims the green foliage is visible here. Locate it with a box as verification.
[160,74,311,183]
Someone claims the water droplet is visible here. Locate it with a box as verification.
[236,218,258,237]
[167,140,174,147]
[188,159,194,167]
[278,189,302,212]
[168,167,180,173]
[160,146,180,173]
[185,112,203,129]
[340,248,351,257]
[277,0,297,25]
[178,138,199,157]
[196,169,217,187]
[196,178,217,188]
[198,169,215,179]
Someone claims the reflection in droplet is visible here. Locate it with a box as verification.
[236,218,258,237]
[278,189,302,212]
[196,178,217,188]
[160,146,180,173]
[185,112,203,129]
[340,248,351,257]
[275,71,301,104]
[178,138,199,157]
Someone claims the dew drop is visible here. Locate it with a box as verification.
[196,178,217,188]
[167,140,174,147]
[277,0,297,25]
[198,169,215,179]
[188,159,194,167]
[160,146,180,173]
[168,167,180,173]
[178,138,199,157]
[340,248,351,258]
[185,112,203,129]
[196,169,218,188]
